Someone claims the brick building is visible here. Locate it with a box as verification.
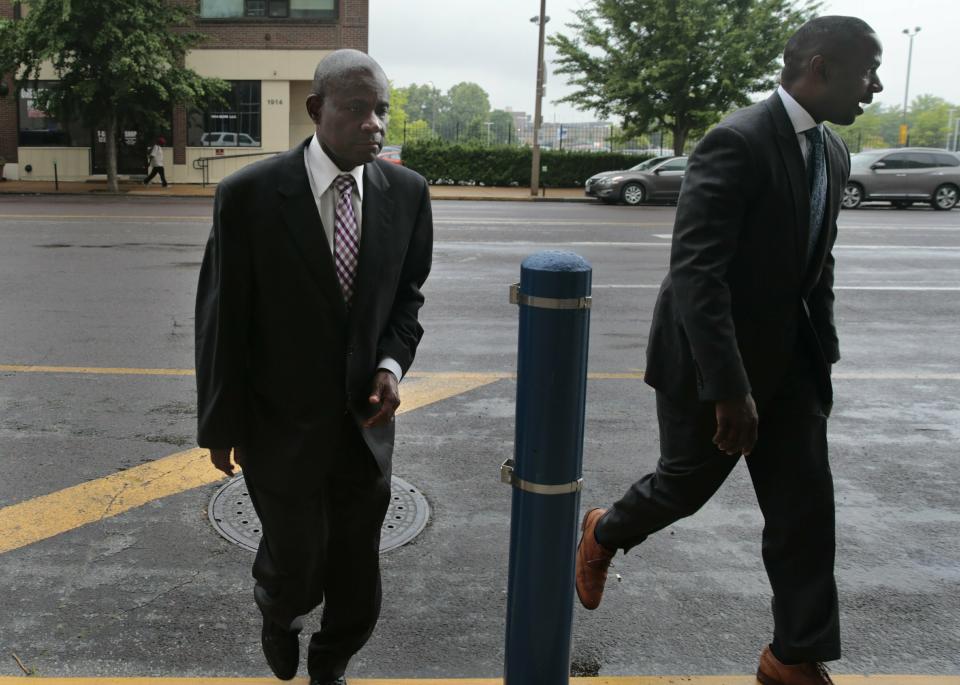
[0,0,369,183]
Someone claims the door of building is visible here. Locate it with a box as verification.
[91,128,149,175]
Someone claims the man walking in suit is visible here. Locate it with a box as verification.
[575,17,882,685]
[195,50,432,684]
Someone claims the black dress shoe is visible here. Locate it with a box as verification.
[310,677,346,685]
[261,618,300,680]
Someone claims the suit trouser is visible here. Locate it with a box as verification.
[243,415,391,680]
[595,352,840,664]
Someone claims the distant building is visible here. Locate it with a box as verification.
[0,0,369,183]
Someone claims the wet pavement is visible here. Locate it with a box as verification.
[0,196,957,678]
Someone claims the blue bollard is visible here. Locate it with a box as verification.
[503,250,592,684]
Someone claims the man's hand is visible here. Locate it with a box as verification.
[364,370,400,428]
[713,394,759,456]
[210,447,243,477]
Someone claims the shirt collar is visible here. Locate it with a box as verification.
[306,134,365,201]
[777,85,819,135]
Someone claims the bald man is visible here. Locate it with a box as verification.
[196,50,432,685]
[575,17,882,685]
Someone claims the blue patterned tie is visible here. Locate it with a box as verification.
[804,126,827,265]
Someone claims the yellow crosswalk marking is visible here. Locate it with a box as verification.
[0,373,501,555]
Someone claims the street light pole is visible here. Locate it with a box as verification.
[530,1,548,197]
[901,26,921,147]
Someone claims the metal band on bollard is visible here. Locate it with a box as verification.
[500,458,583,495]
[509,283,592,310]
[503,251,592,685]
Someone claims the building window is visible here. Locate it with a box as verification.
[17,82,90,147]
[188,81,262,147]
[200,0,336,19]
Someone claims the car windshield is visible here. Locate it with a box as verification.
[850,151,886,170]
[630,156,671,171]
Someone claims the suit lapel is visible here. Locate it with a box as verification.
[277,139,348,319]
[349,161,394,325]
[765,93,810,279]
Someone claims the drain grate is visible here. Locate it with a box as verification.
[208,474,429,553]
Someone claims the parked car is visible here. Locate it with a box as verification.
[377,146,403,165]
[843,147,960,210]
[200,131,259,147]
[585,156,687,205]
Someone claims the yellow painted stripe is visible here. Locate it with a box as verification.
[0,374,500,555]
[0,364,195,376]
[0,446,213,554]
[0,676,956,685]
[0,214,208,221]
[4,364,960,382]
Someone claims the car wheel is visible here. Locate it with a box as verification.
[842,183,863,209]
[621,182,646,206]
[892,200,913,209]
[931,184,959,211]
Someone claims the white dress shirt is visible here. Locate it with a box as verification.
[777,85,820,167]
[304,135,403,382]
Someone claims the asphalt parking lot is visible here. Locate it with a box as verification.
[0,195,957,679]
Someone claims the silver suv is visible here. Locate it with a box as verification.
[843,147,960,210]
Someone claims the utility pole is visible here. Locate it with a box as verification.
[947,109,957,151]
[529,1,548,196]
[900,26,921,147]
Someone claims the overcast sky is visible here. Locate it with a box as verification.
[368,0,960,123]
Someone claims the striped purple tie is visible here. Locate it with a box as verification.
[333,174,360,306]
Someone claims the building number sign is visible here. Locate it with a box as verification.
[267,98,284,105]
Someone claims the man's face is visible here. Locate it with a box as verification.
[821,33,883,125]
[310,67,390,170]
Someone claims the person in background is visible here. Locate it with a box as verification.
[143,136,167,187]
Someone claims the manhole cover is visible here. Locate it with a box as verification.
[208,474,430,553]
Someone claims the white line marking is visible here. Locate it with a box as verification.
[435,219,667,226]
[593,284,959,292]
[834,244,960,251]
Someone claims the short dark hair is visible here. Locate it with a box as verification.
[781,16,876,84]
[311,49,387,100]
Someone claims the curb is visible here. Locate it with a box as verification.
[0,189,595,203]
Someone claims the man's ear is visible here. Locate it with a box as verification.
[809,54,829,84]
[306,94,323,123]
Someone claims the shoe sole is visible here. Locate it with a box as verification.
[575,509,603,610]
[756,668,779,685]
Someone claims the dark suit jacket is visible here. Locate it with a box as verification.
[644,92,849,407]
[195,138,433,483]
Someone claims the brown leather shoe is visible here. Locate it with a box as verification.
[757,645,835,685]
[575,507,616,610]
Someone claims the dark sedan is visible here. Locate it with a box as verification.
[585,156,688,205]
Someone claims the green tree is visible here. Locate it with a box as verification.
[385,82,410,146]
[489,109,518,145]
[549,0,817,154]
[0,0,227,192]
[403,82,445,133]
[908,94,954,148]
[833,96,958,151]
[440,82,490,141]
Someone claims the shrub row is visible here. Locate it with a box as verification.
[400,142,654,187]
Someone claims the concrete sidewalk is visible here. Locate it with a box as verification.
[0,179,591,202]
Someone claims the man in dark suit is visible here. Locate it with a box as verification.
[575,17,883,685]
[195,50,432,685]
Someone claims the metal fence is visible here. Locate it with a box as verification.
[393,120,701,155]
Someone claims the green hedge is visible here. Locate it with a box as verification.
[400,142,654,187]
